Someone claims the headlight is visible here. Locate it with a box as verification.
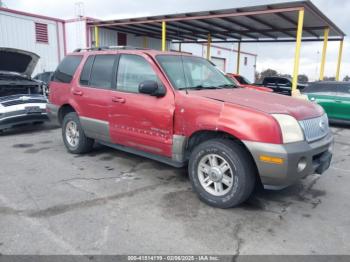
[272,114,304,144]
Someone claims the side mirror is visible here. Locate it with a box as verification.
[139,80,165,97]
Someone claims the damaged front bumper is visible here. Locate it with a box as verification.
[0,95,48,130]
[243,132,333,189]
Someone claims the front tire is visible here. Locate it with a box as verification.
[62,112,94,154]
[188,138,256,208]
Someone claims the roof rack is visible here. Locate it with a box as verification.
[73,46,150,52]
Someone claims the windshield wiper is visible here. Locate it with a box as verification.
[188,85,223,90]
[216,84,236,89]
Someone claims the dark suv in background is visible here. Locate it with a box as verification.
[258,76,308,96]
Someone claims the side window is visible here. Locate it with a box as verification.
[53,55,83,83]
[79,56,95,86]
[264,78,276,87]
[117,55,159,93]
[336,85,350,95]
[89,55,116,89]
[278,78,291,87]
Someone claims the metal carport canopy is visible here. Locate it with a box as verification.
[88,0,346,93]
[88,0,345,43]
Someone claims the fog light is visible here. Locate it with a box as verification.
[297,157,307,173]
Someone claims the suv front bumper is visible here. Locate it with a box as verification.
[0,108,48,130]
[243,132,333,189]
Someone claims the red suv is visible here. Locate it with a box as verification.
[48,47,333,208]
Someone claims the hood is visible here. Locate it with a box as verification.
[188,88,324,120]
[241,84,273,92]
[0,48,40,76]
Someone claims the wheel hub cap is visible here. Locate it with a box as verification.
[208,167,223,182]
[197,153,235,196]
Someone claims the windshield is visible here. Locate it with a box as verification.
[235,75,251,85]
[156,55,235,90]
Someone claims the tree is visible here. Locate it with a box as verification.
[298,74,309,83]
[343,75,350,82]
[256,69,278,83]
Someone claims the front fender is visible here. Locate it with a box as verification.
[217,103,282,144]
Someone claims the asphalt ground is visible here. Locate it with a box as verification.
[0,122,349,255]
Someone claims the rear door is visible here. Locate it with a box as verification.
[307,84,337,119]
[74,54,117,142]
[108,53,175,157]
[334,84,350,121]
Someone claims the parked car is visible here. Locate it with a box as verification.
[48,48,333,208]
[33,71,53,97]
[0,48,48,131]
[33,71,54,84]
[257,76,308,96]
[303,81,350,122]
[226,73,273,92]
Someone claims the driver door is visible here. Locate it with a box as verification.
[108,53,175,157]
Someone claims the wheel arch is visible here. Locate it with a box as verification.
[58,104,77,125]
[185,129,261,184]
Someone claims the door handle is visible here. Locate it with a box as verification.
[73,90,83,96]
[112,97,126,104]
[310,97,316,102]
[335,100,342,103]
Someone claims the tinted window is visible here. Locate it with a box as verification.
[90,55,116,89]
[117,55,159,93]
[79,56,95,86]
[53,55,82,83]
[278,78,291,86]
[264,77,277,85]
[336,84,350,94]
[304,83,335,93]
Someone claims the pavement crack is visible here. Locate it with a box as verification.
[232,223,244,261]
[26,182,169,218]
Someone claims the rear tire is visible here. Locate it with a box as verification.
[62,112,94,154]
[188,138,256,208]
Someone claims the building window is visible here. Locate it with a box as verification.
[35,23,49,44]
[118,32,127,46]
[244,57,248,66]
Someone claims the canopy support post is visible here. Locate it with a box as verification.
[94,26,99,48]
[319,27,329,81]
[292,9,304,95]
[236,42,241,74]
[207,33,211,60]
[162,21,166,52]
[336,40,344,81]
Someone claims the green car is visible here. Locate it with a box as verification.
[304,82,350,122]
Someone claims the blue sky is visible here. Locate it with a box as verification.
[4,0,350,80]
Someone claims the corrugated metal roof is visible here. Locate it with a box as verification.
[87,0,345,43]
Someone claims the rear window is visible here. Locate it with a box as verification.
[53,55,82,83]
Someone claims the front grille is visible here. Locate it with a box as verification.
[299,114,329,143]
[1,99,47,107]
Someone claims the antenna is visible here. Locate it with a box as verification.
[74,2,85,17]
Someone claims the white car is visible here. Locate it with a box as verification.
[0,48,48,131]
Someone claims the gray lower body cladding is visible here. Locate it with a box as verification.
[243,133,333,189]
